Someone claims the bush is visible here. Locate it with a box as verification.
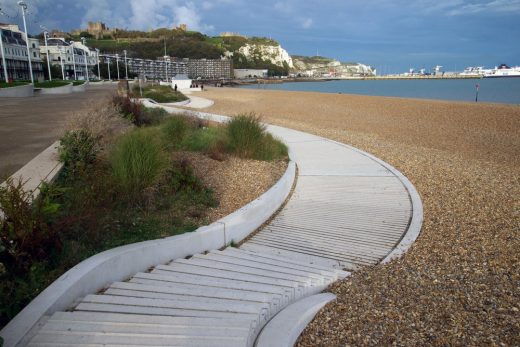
[161,116,192,149]
[112,96,168,126]
[110,128,167,198]
[0,178,61,276]
[227,113,288,160]
[65,100,131,145]
[59,130,98,179]
[184,127,228,161]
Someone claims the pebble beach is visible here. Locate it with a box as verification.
[202,88,520,346]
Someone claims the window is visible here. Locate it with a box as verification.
[32,43,36,48]
[33,52,37,58]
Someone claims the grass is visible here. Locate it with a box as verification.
[0,81,29,88]
[34,80,71,88]
[110,128,167,198]
[72,81,86,86]
[138,85,188,103]
[227,114,288,160]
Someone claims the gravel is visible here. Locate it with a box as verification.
[180,152,288,222]
[204,88,520,346]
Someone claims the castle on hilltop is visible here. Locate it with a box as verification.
[71,22,115,39]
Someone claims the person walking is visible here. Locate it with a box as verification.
[174,84,178,92]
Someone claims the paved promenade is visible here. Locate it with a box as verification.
[0,85,116,178]
[15,101,420,347]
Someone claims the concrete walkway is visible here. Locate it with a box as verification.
[21,104,420,347]
[182,91,215,109]
[0,84,117,178]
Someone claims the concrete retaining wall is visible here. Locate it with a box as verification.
[0,84,34,98]
[37,83,73,95]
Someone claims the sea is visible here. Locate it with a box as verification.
[239,78,520,105]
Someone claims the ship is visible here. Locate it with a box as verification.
[484,64,520,78]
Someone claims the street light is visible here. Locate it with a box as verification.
[81,37,88,81]
[123,49,128,80]
[59,45,65,80]
[41,28,52,81]
[17,1,34,83]
[70,41,77,80]
[0,8,9,83]
[106,57,111,81]
[95,48,100,80]
[116,53,120,80]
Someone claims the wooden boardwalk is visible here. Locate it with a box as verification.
[21,113,419,347]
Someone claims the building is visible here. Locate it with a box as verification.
[41,38,98,80]
[122,56,232,81]
[185,58,233,79]
[176,24,187,31]
[234,68,268,79]
[0,23,44,81]
[71,22,115,39]
[50,30,70,39]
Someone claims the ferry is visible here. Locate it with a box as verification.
[459,66,489,77]
[484,64,520,78]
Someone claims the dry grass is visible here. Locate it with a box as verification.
[203,88,520,346]
[64,98,132,146]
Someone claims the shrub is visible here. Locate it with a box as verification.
[181,126,228,161]
[142,85,188,103]
[227,113,288,160]
[0,178,61,276]
[110,128,167,198]
[59,130,98,179]
[161,116,192,149]
[65,100,131,144]
[112,95,168,127]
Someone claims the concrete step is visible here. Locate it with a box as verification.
[224,247,349,278]
[102,288,273,316]
[177,256,320,285]
[154,264,304,296]
[132,272,290,304]
[240,243,355,272]
[29,330,247,347]
[200,251,333,283]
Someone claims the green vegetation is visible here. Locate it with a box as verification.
[110,128,167,197]
[84,28,289,76]
[0,97,287,328]
[34,80,70,88]
[138,85,188,103]
[72,81,86,86]
[0,81,29,88]
[227,114,288,160]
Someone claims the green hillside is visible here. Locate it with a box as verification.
[83,28,288,75]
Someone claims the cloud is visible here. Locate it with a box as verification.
[446,0,520,16]
[301,17,313,29]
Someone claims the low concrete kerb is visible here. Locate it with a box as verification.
[37,83,73,95]
[0,154,296,347]
[72,82,88,92]
[0,84,34,98]
[255,293,337,347]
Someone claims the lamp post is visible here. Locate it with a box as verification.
[81,37,88,81]
[59,46,65,80]
[106,57,111,81]
[42,29,52,81]
[70,41,77,80]
[116,53,120,80]
[0,13,8,83]
[123,49,128,80]
[17,1,34,83]
[95,48,100,80]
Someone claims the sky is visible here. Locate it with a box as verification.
[0,0,519,73]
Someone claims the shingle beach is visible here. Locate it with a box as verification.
[203,88,520,346]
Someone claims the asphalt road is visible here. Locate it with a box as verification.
[0,85,117,178]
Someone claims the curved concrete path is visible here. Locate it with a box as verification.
[20,103,422,347]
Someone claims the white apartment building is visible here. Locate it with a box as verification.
[41,38,98,80]
[0,24,44,81]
